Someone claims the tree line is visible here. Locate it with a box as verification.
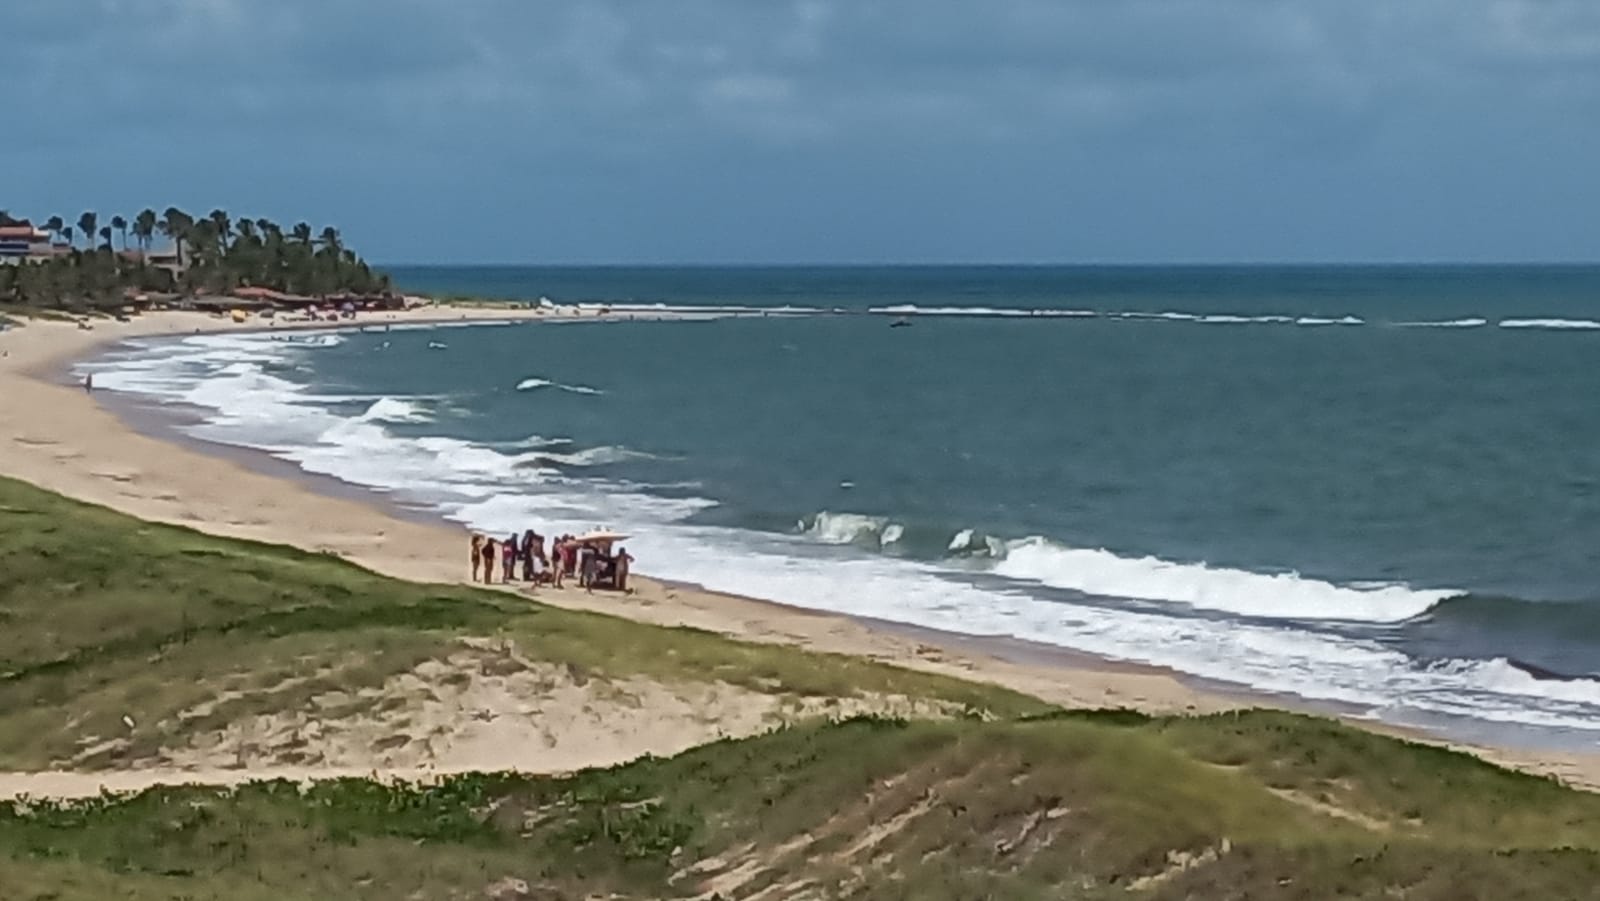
[0,207,393,311]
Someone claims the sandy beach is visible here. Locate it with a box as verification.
[3,308,1599,795]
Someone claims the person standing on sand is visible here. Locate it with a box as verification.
[84,373,93,393]
[579,543,598,591]
[551,537,567,588]
[470,534,483,582]
[521,530,537,581]
[480,537,497,584]
[615,546,635,593]
[503,532,519,582]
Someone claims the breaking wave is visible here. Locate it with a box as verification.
[794,514,1456,624]
[800,512,907,548]
[357,397,432,424]
[990,537,1457,623]
[1394,318,1488,328]
[870,304,1097,318]
[516,377,605,395]
[523,446,660,468]
[1499,318,1600,330]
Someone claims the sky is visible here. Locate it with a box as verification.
[5,0,1600,264]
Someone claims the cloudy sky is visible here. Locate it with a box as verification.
[6,1,1599,263]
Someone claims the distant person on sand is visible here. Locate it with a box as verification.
[551,537,567,588]
[83,373,93,393]
[480,537,497,584]
[579,543,599,591]
[470,534,483,582]
[503,532,519,582]
[521,530,537,581]
[615,546,634,593]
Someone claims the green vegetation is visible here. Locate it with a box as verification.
[0,475,1041,770]
[4,715,1600,900]
[0,207,392,312]
[4,474,1600,899]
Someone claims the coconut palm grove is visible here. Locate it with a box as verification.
[0,207,393,311]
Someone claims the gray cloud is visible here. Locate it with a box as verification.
[5,0,1599,261]
[11,0,1595,144]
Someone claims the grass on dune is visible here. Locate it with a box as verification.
[4,716,1600,900]
[0,475,1043,769]
[6,476,1600,898]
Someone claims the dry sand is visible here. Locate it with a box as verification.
[2,309,1598,797]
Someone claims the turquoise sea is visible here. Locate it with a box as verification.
[85,265,1600,746]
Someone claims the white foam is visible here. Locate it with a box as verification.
[1427,658,1600,707]
[622,524,1600,733]
[359,397,432,424]
[529,446,657,467]
[990,537,1457,623]
[516,376,604,395]
[499,435,576,450]
[869,305,1097,318]
[1295,316,1364,326]
[802,511,893,544]
[1394,318,1488,328]
[601,302,824,317]
[1499,318,1600,330]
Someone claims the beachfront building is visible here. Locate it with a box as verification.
[0,221,56,263]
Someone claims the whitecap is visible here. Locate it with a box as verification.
[989,537,1458,623]
[516,376,604,395]
[1499,318,1600,330]
[1393,318,1487,329]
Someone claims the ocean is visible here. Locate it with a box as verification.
[83,265,1600,747]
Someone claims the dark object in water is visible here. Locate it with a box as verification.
[890,317,913,328]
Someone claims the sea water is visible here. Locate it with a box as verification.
[83,265,1600,746]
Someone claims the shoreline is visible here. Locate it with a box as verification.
[4,309,1600,793]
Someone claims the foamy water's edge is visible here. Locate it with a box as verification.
[75,327,1600,739]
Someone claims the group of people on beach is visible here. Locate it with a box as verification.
[470,530,634,592]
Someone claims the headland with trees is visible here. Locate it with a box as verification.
[0,207,393,313]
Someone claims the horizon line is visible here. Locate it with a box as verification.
[376,259,1600,269]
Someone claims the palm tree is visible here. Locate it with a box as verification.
[44,216,64,245]
[160,207,194,267]
[291,222,313,246]
[133,209,158,253]
[77,212,97,251]
[61,226,73,249]
[208,209,232,251]
[98,226,112,251]
[318,226,342,252]
[111,216,128,252]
